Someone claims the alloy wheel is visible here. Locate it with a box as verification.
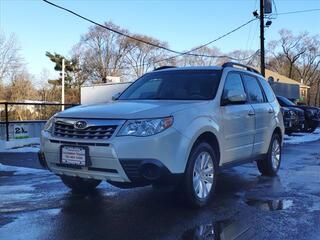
[192,151,214,199]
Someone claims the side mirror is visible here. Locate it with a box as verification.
[222,90,247,106]
[112,92,121,101]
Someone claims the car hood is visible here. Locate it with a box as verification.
[57,100,207,119]
[293,105,319,111]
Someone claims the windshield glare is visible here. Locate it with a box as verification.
[119,70,222,100]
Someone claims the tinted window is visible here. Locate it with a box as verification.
[222,72,246,100]
[243,75,265,103]
[258,78,275,102]
[119,70,222,100]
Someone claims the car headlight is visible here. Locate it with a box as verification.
[43,115,56,133]
[117,117,174,137]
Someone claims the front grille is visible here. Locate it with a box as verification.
[53,122,117,140]
[297,111,304,117]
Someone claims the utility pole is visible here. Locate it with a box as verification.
[61,58,65,111]
[260,0,266,77]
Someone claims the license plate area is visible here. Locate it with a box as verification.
[60,145,90,167]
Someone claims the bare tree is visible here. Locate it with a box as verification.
[267,30,320,106]
[6,71,38,102]
[178,46,222,67]
[0,32,23,82]
[77,21,133,83]
[5,72,39,120]
[294,35,320,85]
[0,83,6,100]
[226,49,260,67]
[124,34,169,78]
[268,29,307,78]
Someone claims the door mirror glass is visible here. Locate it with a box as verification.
[223,90,247,105]
[112,92,121,101]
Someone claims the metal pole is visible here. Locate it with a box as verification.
[62,58,65,111]
[5,102,9,141]
[260,0,265,77]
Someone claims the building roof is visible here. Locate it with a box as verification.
[265,69,310,89]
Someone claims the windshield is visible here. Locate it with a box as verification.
[119,70,222,100]
[277,96,296,106]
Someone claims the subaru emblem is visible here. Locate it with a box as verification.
[74,120,87,129]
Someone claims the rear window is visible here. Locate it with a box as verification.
[258,78,275,102]
[119,70,222,100]
[242,74,265,103]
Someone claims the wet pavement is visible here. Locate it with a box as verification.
[0,141,320,240]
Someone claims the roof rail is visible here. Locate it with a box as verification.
[153,66,176,71]
[222,62,261,75]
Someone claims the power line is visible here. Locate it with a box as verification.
[42,0,257,61]
[245,0,259,50]
[153,19,257,64]
[138,49,260,69]
[42,0,179,54]
[274,8,320,16]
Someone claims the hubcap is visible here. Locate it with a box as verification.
[271,138,281,170]
[193,151,214,199]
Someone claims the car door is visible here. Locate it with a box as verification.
[242,74,274,157]
[220,72,255,163]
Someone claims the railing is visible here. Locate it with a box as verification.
[0,102,77,141]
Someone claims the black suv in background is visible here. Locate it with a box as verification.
[277,96,319,133]
[280,107,301,134]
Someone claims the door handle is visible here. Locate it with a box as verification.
[248,110,255,116]
[268,108,274,113]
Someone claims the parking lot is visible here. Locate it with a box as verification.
[1,135,320,240]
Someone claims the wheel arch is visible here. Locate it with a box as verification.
[185,131,221,172]
[273,126,283,145]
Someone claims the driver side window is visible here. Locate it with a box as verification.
[222,72,246,101]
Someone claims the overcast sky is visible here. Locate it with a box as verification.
[1,0,319,79]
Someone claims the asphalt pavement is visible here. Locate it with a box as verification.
[0,141,320,240]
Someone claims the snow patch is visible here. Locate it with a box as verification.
[284,128,320,144]
[0,138,40,152]
[0,163,45,175]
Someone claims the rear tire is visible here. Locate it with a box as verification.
[183,142,218,208]
[60,175,101,194]
[257,133,281,176]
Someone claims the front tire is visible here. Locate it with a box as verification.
[183,142,218,208]
[60,175,101,194]
[257,133,281,176]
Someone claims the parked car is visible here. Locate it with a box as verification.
[280,107,299,134]
[278,103,305,134]
[39,62,284,207]
[277,96,319,133]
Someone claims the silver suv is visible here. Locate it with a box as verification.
[39,62,284,207]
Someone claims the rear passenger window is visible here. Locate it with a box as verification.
[222,73,246,100]
[258,78,275,102]
[242,75,265,103]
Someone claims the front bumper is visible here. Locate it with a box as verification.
[40,127,190,185]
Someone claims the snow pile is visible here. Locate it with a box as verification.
[0,163,45,175]
[0,138,40,153]
[284,128,320,144]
